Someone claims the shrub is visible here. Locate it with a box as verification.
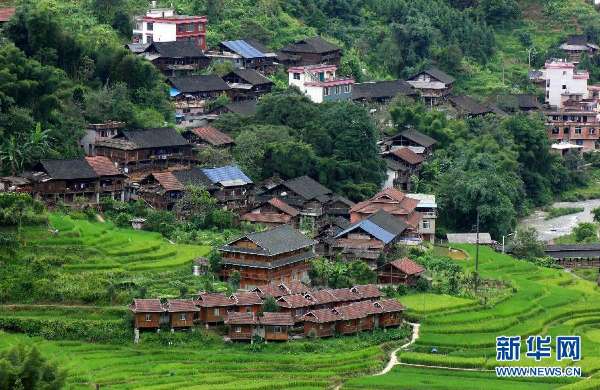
[0,344,66,389]
[573,222,597,242]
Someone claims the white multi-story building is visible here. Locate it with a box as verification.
[544,59,589,108]
[288,64,354,103]
[132,3,207,49]
[407,193,437,243]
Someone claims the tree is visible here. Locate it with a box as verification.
[592,207,600,223]
[174,185,218,225]
[0,344,66,389]
[510,227,545,259]
[229,271,241,290]
[573,223,597,243]
[208,249,222,273]
[261,296,279,313]
[478,0,521,26]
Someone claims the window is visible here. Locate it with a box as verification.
[324,87,330,96]
[187,23,195,32]
[145,314,152,322]
[590,128,596,135]
[180,313,187,321]
[147,22,153,31]
[146,35,153,43]
[552,127,560,134]
[562,85,567,90]
[293,73,300,80]
[575,127,582,134]
[564,127,570,134]
[422,220,430,229]
[272,326,283,333]
[235,326,242,333]
[213,308,220,316]
[576,140,584,146]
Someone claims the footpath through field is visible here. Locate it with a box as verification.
[375,322,421,376]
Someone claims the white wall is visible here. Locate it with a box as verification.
[152,23,176,42]
[545,63,588,108]
[288,71,324,103]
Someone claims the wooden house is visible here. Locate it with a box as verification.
[195,292,232,325]
[241,197,300,228]
[80,121,125,156]
[138,171,185,210]
[260,312,294,341]
[94,128,193,174]
[225,312,257,341]
[138,41,210,76]
[377,257,425,286]
[448,95,495,118]
[376,299,406,328]
[182,126,234,149]
[25,157,126,206]
[222,68,274,101]
[302,308,342,338]
[251,281,312,299]
[276,294,314,321]
[381,147,424,192]
[352,80,417,104]
[278,36,341,67]
[333,209,409,267]
[200,165,254,210]
[380,129,437,157]
[168,75,231,118]
[129,299,165,330]
[560,34,599,63]
[219,225,317,289]
[218,39,278,74]
[229,292,263,314]
[164,299,200,329]
[335,300,378,334]
[406,67,455,105]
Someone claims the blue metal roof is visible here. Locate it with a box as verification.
[335,219,396,244]
[201,165,253,185]
[221,40,265,59]
[170,87,181,97]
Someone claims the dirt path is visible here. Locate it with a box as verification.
[375,322,420,376]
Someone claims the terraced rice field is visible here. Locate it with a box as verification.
[346,245,600,389]
[24,214,210,272]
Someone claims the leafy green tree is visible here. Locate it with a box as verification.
[573,222,597,243]
[510,227,545,259]
[0,344,66,389]
[478,0,521,26]
[229,271,241,290]
[261,296,279,312]
[208,249,222,274]
[592,207,600,223]
[174,185,218,225]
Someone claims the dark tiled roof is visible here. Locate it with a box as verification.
[516,94,541,110]
[166,299,200,312]
[196,292,232,307]
[84,156,122,177]
[283,176,332,201]
[399,129,437,148]
[189,126,234,146]
[449,95,492,115]
[384,258,425,276]
[169,75,230,93]
[147,41,205,58]
[172,167,217,190]
[336,300,381,320]
[230,292,263,306]
[260,312,294,326]
[223,225,315,256]
[413,67,455,84]
[122,128,189,149]
[268,197,300,216]
[129,299,165,313]
[225,312,257,325]
[368,209,409,236]
[352,80,416,100]
[225,68,273,86]
[224,100,257,117]
[566,34,589,46]
[277,294,313,309]
[38,159,97,180]
[309,289,338,305]
[241,213,292,224]
[281,36,340,54]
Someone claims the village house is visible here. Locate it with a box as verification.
[335,300,379,334]
[259,312,295,342]
[278,36,342,67]
[168,75,231,119]
[218,225,317,289]
[380,129,437,157]
[406,67,455,105]
[229,292,263,314]
[276,294,314,321]
[288,64,354,103]
[195,292,233,326]
[222,68,274,101]
[80,121,125,156]
[132,4,207,49]
[225,312,295,342]
[407,193,437,242]
[542,59,589,109]
[545,100,600,152]
[352,80,418,104]
[94,128,193,174]
[216,39,278,74]
[377,257,425,286]
[381,147,424,192]
[225,312,257,341]
[129,298,165,330]
[200,165,254,210]
[560,34,599,63]
[251,281,312,299]
[137,40,209,76]
[332,209,408,267]
[349,188,423,243]
[448,95,496,118]
[302,308,340,337]
[241,197,300,228]
[164,299,199,329]
[314,216,351,256]
[137,171,184,210]
[23,157,126,206]
[256,175,353,229]
[181,126,234,150]
[493,94,542,113]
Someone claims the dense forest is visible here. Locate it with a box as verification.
[1,0,600,236]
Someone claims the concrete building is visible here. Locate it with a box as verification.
[408,193,437,243]
[543,60,589,108]
[288,64,354,103]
